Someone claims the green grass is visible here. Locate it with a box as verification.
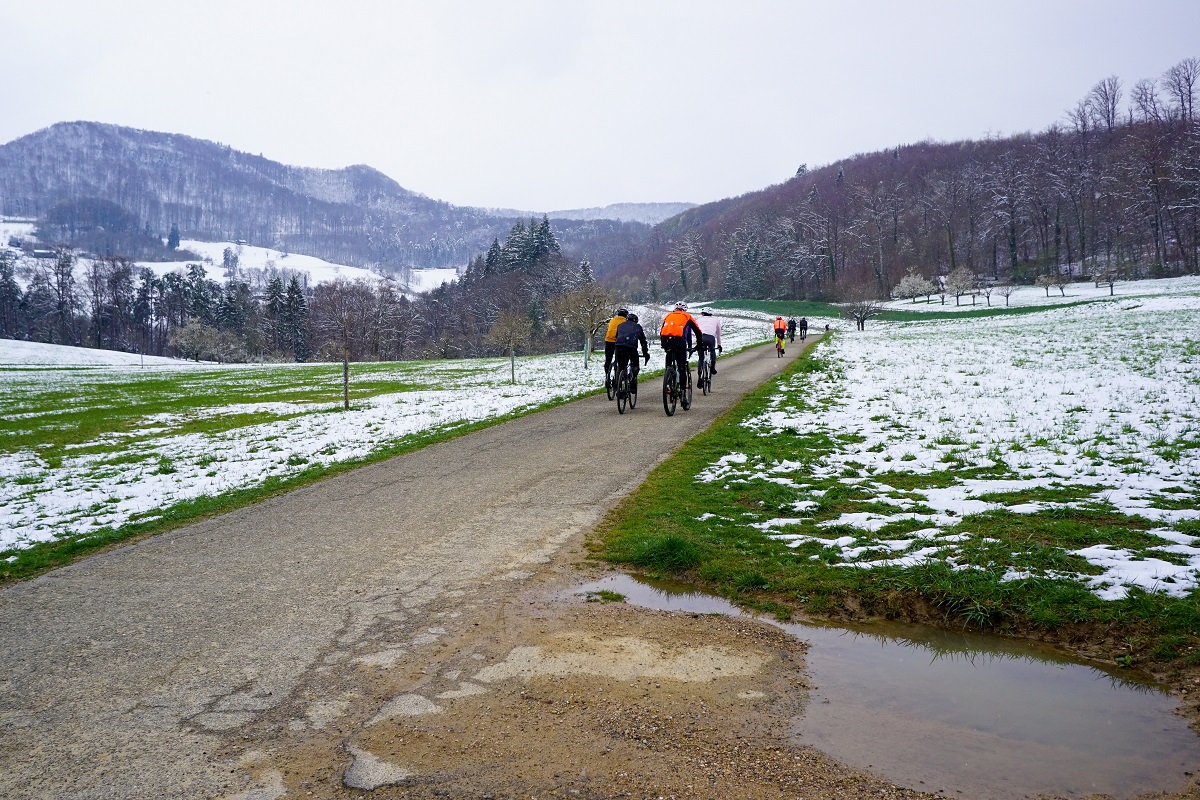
[0,382,600,586]
[590,344,1200,669]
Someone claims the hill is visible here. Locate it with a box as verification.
[607,60,1200,303]
[0,121,651,275]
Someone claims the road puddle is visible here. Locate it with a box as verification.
[572,573,1200,799]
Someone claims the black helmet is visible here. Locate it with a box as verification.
[628,313,639,323]
[617,307,629,317]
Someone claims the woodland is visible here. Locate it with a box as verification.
[1,59,1198,364]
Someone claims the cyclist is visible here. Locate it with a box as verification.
[696,307,723,375]
[787,317,797,342]
[660,302,704,408]
[799,316,809,340]
[613,313,650,391]
[773,316,788,354]
[603,306,629,395]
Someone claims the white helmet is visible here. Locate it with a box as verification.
[674,301,687,311]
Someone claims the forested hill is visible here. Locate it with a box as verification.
[611,60,1200,303]
[0,121,649,273]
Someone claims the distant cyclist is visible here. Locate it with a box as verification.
[613,313,650,390]
[799,316,809,340]
[786,317,797,342]
[773,316,787,354]
[660,302,704,407]
[696,307,723,375]
[603,306,629,395]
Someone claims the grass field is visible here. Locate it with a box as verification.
[597,280,1200,669]
[0,307,772,580]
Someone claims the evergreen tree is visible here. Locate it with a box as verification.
[0,252,21,338]
[167,223,181,250]
[501,220,528,272]
[484,238,502,274]
[264,275,285,352]
[282,276,309,361]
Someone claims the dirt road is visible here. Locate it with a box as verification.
[0,335,942,800]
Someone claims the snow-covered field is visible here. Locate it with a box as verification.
[883,274,1200,313]
[701,279,1200,601]
[139,240,383,286]
[2,217,457,296]
[0,308,766,554]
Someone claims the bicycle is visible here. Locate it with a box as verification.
[775,335,785,357]
[697,354,711,396]
[662,351,693,416]
[615,358,639,414]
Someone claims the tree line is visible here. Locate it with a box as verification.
[619,58,1200,303]
[0,216,617,365]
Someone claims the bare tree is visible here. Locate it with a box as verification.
[995,283,1017,306]
[311,278,375,409]
[1163,57,1200,122]
[545,283,613,368]
[1089,76,1123,132]
[843,299,882,331]
[486,310,534,384]
[1131,78,1165,123]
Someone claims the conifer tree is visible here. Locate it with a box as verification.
[283,276,309,361]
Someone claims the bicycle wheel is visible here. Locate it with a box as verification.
[662,363,677,416]
[682,368,693,410]
[629,368,638,409]
[605,364,615,400]
[699,361,709,396]
[616,368,629,414]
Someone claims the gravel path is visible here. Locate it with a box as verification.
[0,339,831,799]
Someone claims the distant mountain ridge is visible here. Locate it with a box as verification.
[0,121,657,273]
[484,202,696,226]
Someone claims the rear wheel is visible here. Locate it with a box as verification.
[662,362,677,416]
[616,369,629,414]
[605,365,615,400]
[699,361,710,396]
[629,368,638,409]
[682,368,693,410]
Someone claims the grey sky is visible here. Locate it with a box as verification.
[4,0,1199,211]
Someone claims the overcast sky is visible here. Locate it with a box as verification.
[4,1,1199,211]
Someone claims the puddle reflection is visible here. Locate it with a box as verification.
[572,573,1199,799]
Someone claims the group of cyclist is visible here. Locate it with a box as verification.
[604,302,723,411]
[772,315,809,353]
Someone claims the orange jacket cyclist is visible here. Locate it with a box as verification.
[773,316,787,353]
[660,302,704,409]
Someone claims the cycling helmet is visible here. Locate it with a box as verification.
[628,313,639,323]
[700,307,712,315]
[617,307,629,317]
[674,301,687,311]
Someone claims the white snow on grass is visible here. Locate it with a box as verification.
[0,339,216,367]
[0,306,768,553]
[700,276,1200,601]
[882,274,1200,313]
[138,240,383,287]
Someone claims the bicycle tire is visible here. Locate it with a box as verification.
[629,368,638,409]
[616,369,629,414]
[682,368,692,410]
[605,365,615,401]
[662,360,677,416]
[699,362,709,396]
